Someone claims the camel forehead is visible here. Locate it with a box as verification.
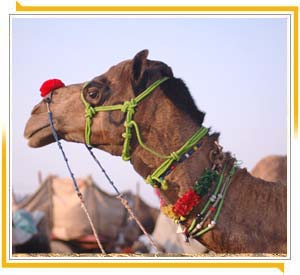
[52,84,83,105]
[58,83,82,96]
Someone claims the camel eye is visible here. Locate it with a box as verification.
[88,90,99,99]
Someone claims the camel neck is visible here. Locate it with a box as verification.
[128,97,287,253]
[200,168,287,253]
[129,87,203,179]
[129,89,224,197]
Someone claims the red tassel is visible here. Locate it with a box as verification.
[40,79,65,97]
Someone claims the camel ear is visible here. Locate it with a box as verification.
[132,49,149,81]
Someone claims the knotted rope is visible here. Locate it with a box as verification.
[145,127,208,190]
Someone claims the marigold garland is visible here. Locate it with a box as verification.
[172,189,201,217]
[161,205,179,220]
[159,170,217,221]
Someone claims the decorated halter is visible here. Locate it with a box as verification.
[81,77,169,159]
[80,77,208,190]
[39,77,238,244]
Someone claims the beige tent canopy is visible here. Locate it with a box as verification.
[15,175,159,251]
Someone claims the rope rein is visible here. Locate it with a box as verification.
[46,101,106,254]
[85,144,161,252]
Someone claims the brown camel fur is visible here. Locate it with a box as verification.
[24,50,287,254]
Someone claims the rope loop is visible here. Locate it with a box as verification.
[170,152,180,161]
[121,101,130,112]
[85,106,96,119]
[130,98,137,107]
[124,121,133,128]
[121,153,131,161]
[146,175,156,186]
[122,132,132,139]
[121,99,137,113]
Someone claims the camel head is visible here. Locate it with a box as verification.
[24,50,174,155]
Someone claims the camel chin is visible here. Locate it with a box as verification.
[27,130,56,148]
[24,122,56,148]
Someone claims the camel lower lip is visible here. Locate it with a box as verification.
[24,117,57,148]
[25,123,50,139]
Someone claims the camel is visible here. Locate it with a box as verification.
[24,50,287,254]
[251,155,287,185]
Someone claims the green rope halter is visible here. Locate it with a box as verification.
[81,77,169,159]
[81,77,208,190]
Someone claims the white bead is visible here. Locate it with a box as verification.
[210,195,216,202]
[211,220,216,226]
[196,223,202,229]
[208,224,212,228]
[185,153,190,158]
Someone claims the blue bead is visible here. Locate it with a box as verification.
[188,149,194,155]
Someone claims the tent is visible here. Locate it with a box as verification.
[14,175,159,253]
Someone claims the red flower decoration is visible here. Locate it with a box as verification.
[40,79,65,97]
[172,189,200,217]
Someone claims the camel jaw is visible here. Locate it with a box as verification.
[24,114,57,148]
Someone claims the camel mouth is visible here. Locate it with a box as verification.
[24,116,57,148]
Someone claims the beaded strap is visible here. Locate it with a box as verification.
[160,161,238,241]
[160,168,219,223]
[188,162,238,238]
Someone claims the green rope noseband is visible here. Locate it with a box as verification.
[81,77,208,190]
[81,77,169,160]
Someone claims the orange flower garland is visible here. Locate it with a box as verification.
[161,205,179,220]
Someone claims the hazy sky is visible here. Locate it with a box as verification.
[12,16,287,207]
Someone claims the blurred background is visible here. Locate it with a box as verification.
[11,16,287,254]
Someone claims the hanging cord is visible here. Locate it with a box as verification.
[117,194,160,252]
[46,101,106,254]
[85,144,121,196]
[85,145,161,253]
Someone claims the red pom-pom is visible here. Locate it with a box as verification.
[40,79,65,97]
